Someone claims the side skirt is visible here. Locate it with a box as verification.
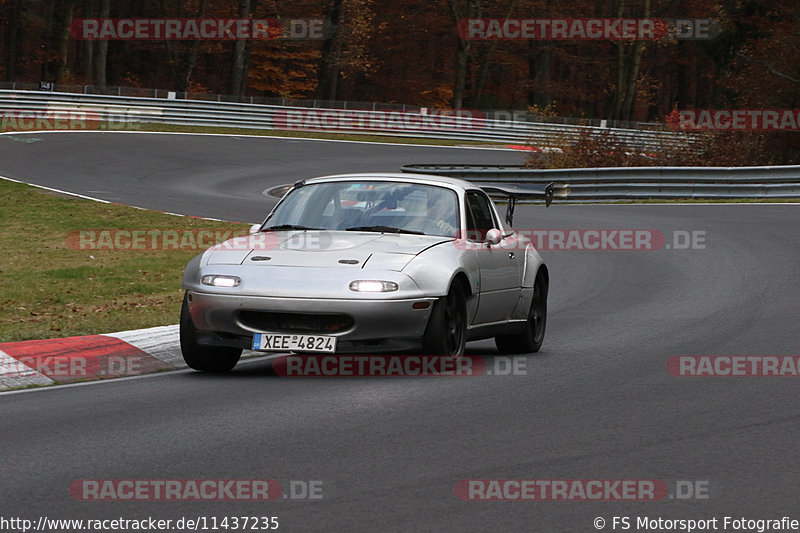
[466,320,527,342]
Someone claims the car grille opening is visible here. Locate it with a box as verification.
[238,311,355,334]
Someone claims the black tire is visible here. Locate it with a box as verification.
[423,283,467,356]
[495,271,547,354]
[180,292,242,372]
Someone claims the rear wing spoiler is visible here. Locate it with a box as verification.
[478,182,554,226]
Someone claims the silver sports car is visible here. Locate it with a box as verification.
[180,173,553,372]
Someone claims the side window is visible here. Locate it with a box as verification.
[465,192,497,241]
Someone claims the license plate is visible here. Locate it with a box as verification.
[252,333,337,353]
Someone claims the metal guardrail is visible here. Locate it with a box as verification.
[0,81,674,129]
[0,89,691,151]
[401,164,800,200]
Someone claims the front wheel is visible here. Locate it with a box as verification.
[495,271,547,354]
[180,292,242,372]
[423,283,467,356]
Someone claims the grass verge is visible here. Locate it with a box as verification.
[0,178,248,342]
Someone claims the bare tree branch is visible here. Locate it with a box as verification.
[737,52,800,85]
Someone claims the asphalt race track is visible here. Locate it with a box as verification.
[0,131,533,222]
[1,132,799,532]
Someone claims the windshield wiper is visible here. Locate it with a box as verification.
[345,225,424,235]
[262,224,322,231]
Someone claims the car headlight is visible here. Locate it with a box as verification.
[349,280,399,292]
[201,275,241,287]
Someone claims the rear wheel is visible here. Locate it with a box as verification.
[495,271,547,354]
[423,283,467,356]
[180,292,242,372]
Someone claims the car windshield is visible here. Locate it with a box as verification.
[264,181,459,237]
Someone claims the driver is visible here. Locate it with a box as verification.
[426,191,458,236]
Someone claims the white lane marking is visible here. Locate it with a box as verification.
[0,129,518,151]
[0,174,247,221]
[0,174,113,204]
[3,135,42,143]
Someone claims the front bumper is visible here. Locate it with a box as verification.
[186,290,438,353]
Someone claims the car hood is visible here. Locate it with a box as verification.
[204,230,452,270]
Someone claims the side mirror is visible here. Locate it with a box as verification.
[250,223,262,234]
[485,228,502,246]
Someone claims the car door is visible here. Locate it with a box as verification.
[465,191,521,325]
